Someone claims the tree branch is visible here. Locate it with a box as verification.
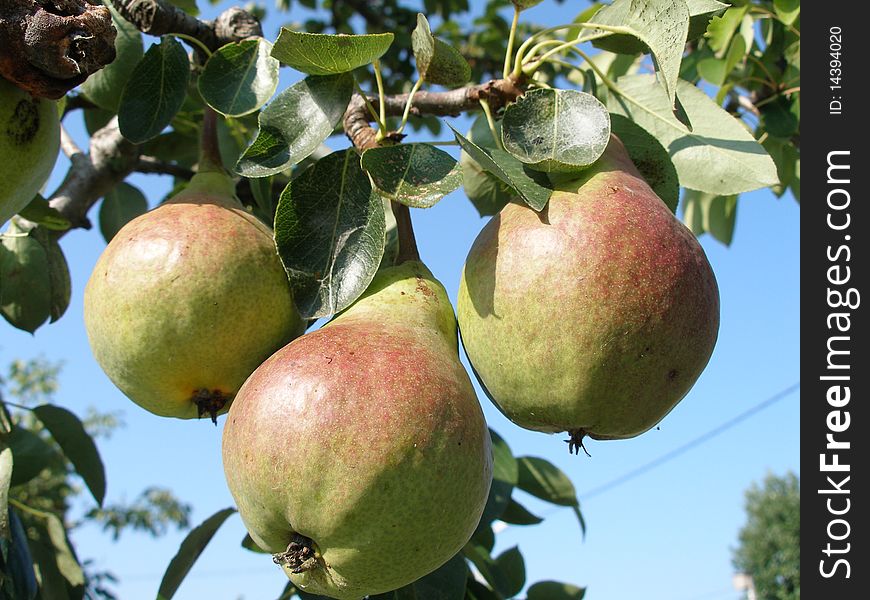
[41,4,263,237]
[135,156,195,180]
[342,76,525,150]
[48,117,140,234]
[342,75,525,264]
[0,0,116,98]
[109,1,262,52]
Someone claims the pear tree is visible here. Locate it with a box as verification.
[0,0,799,598]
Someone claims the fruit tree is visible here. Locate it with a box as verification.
[0,0,800,598]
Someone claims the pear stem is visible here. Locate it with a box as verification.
[392,202,420,264]
[198,107,225,174]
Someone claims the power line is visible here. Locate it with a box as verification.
[579,381,800,500]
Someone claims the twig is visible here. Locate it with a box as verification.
[59,126,84,160]
[341,76,525,150]
[136,157,195,180]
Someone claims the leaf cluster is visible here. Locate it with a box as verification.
[0,360,191,600]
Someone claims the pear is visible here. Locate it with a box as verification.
[222,261,492,599]
[84,172,304,420]
[0,77,59,227]
[457,135,719,447]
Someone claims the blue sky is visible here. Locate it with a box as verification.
[1,1,799,599]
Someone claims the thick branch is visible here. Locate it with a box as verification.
[109,0,262,51]
[38,4,264,237]
[0,0,116,98]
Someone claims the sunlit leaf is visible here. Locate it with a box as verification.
[361,143,461,208]
[235,74,353,178]
[157,508,237,599]
[271,30,394,75]
[501,89,611,173]
[274,150,385,319]
[199,38,280,117]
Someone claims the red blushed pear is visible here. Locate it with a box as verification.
[222,261,492,600]
[84,171,304,420]
[457,135,720,450]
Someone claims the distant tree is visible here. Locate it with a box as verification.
[732,472,800,600]
[0,359,191,600]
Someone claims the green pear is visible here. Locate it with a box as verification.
[84,172,304,420]
[457,135,720,447]
[0,77,60,227]
[222,261,492,599]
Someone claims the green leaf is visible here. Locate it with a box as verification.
[118,36,190,143]
[80,4,144,112]
[0,443,11,539]
[449,124,552,211]
[773,0,800,26]
[157,508,236,600]
[470,524,495,553]
[527,581,586,600]
[706,6,749,56]
[760,96,799,139]
[248,175,275,216]
[29,227,71,324]
[44,513,84,589]
[33,405,106,506]
[374,553,467,600]
[6,510,38,600]
[276,581,297,600]
[517,457,578,507]
[478,429,517,528]
[685,0,729,41]
[501,89,611,173]
[499,498,543,525]
[697,33,746,86]
[168,0,198,16]
[493,547,525,598]
[361,144,462,208]
[241,533,268,553]
[762,136,798,196]
[271,29,394,75]
[25,514,85,599]
[99,182,149,243]
[589,0,690,106]
[682,190,738,246]
[199,38,280,117]
[235,74,353,178]
[411,14,471,87]
[609,114,679,213]
[459,116,514,217]
[462,540,504,594]
[274,150,386,320]
[0,225,51,333]
[16,196,70,231]
[6,427,61,486]
[465,578,501,600]
[608,74,778,194]
[513,0,546,9]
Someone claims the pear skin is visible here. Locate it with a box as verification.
[84,172,304,419]
[457,135,720,443]
[222,261,492,599]
[0,77,59,227]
